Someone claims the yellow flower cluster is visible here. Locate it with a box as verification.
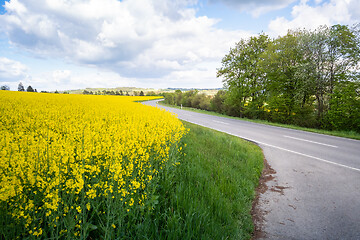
[0,91,186,238]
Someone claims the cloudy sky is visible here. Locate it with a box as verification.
[0,0,359,91]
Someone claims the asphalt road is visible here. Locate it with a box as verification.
[143,100,360,240]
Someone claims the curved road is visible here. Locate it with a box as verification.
[143,100,360,240]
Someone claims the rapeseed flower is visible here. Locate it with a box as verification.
[0,91,187,239]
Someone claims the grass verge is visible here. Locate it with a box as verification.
[158,101,360,140]
[141,121,264,239]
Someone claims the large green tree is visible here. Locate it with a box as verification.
[216,24,360,131]
[261,30,313,124]
[217,34,270,118]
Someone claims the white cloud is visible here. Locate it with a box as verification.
[209,0,296,17]
[0,57,29,82]
[0,0,251,87]
[52,70,71,84]
[268,0,358,36]
[30,68,137,91]
[347,0,360,19]
[125,63,220,89]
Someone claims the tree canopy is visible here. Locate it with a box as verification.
[216,24,360,131]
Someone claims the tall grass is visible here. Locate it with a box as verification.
[141,121,264,239]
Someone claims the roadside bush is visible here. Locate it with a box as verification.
[191,93,211,110]
[325,81,360,132]
[211,90,227,113]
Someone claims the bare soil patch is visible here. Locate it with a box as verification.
[251,156,276,239]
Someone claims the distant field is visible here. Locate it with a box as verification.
[66,87,220,96]
[67,87,154,94]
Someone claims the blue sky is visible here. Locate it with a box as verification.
[0,0,359,91]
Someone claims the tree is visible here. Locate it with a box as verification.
[18,82,25,91]
[181,90,198,107]
[174,90,182,106]
[1,85,10,90]
[327,25,360,93]
[298,26,329,123]
[146,91,156,96]
[140,91,144,96]
[326,81,360,132]
[26,85,34,92]
[213,24,360,130]
[217,33,270,118]
[262,30,311,123]
[163,93,175,105]
[191,93,211,110]
[211,90,227,113]
[299,25,360,124]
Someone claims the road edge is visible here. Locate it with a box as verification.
[251,154,276,240]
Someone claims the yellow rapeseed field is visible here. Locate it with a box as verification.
[0,91,187,239]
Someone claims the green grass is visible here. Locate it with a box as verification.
[159,101,360,140]
[139,121,264,239]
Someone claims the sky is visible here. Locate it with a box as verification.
[0,0,359,91]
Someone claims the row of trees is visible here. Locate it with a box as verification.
[1,82,37,92]
[1,85,10,90]
[163,90,212,110]
[165,24,360,132]
[82,89,157,96]
[1,84,158,96]
[82,90,130,95]
[18,82,37,92]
